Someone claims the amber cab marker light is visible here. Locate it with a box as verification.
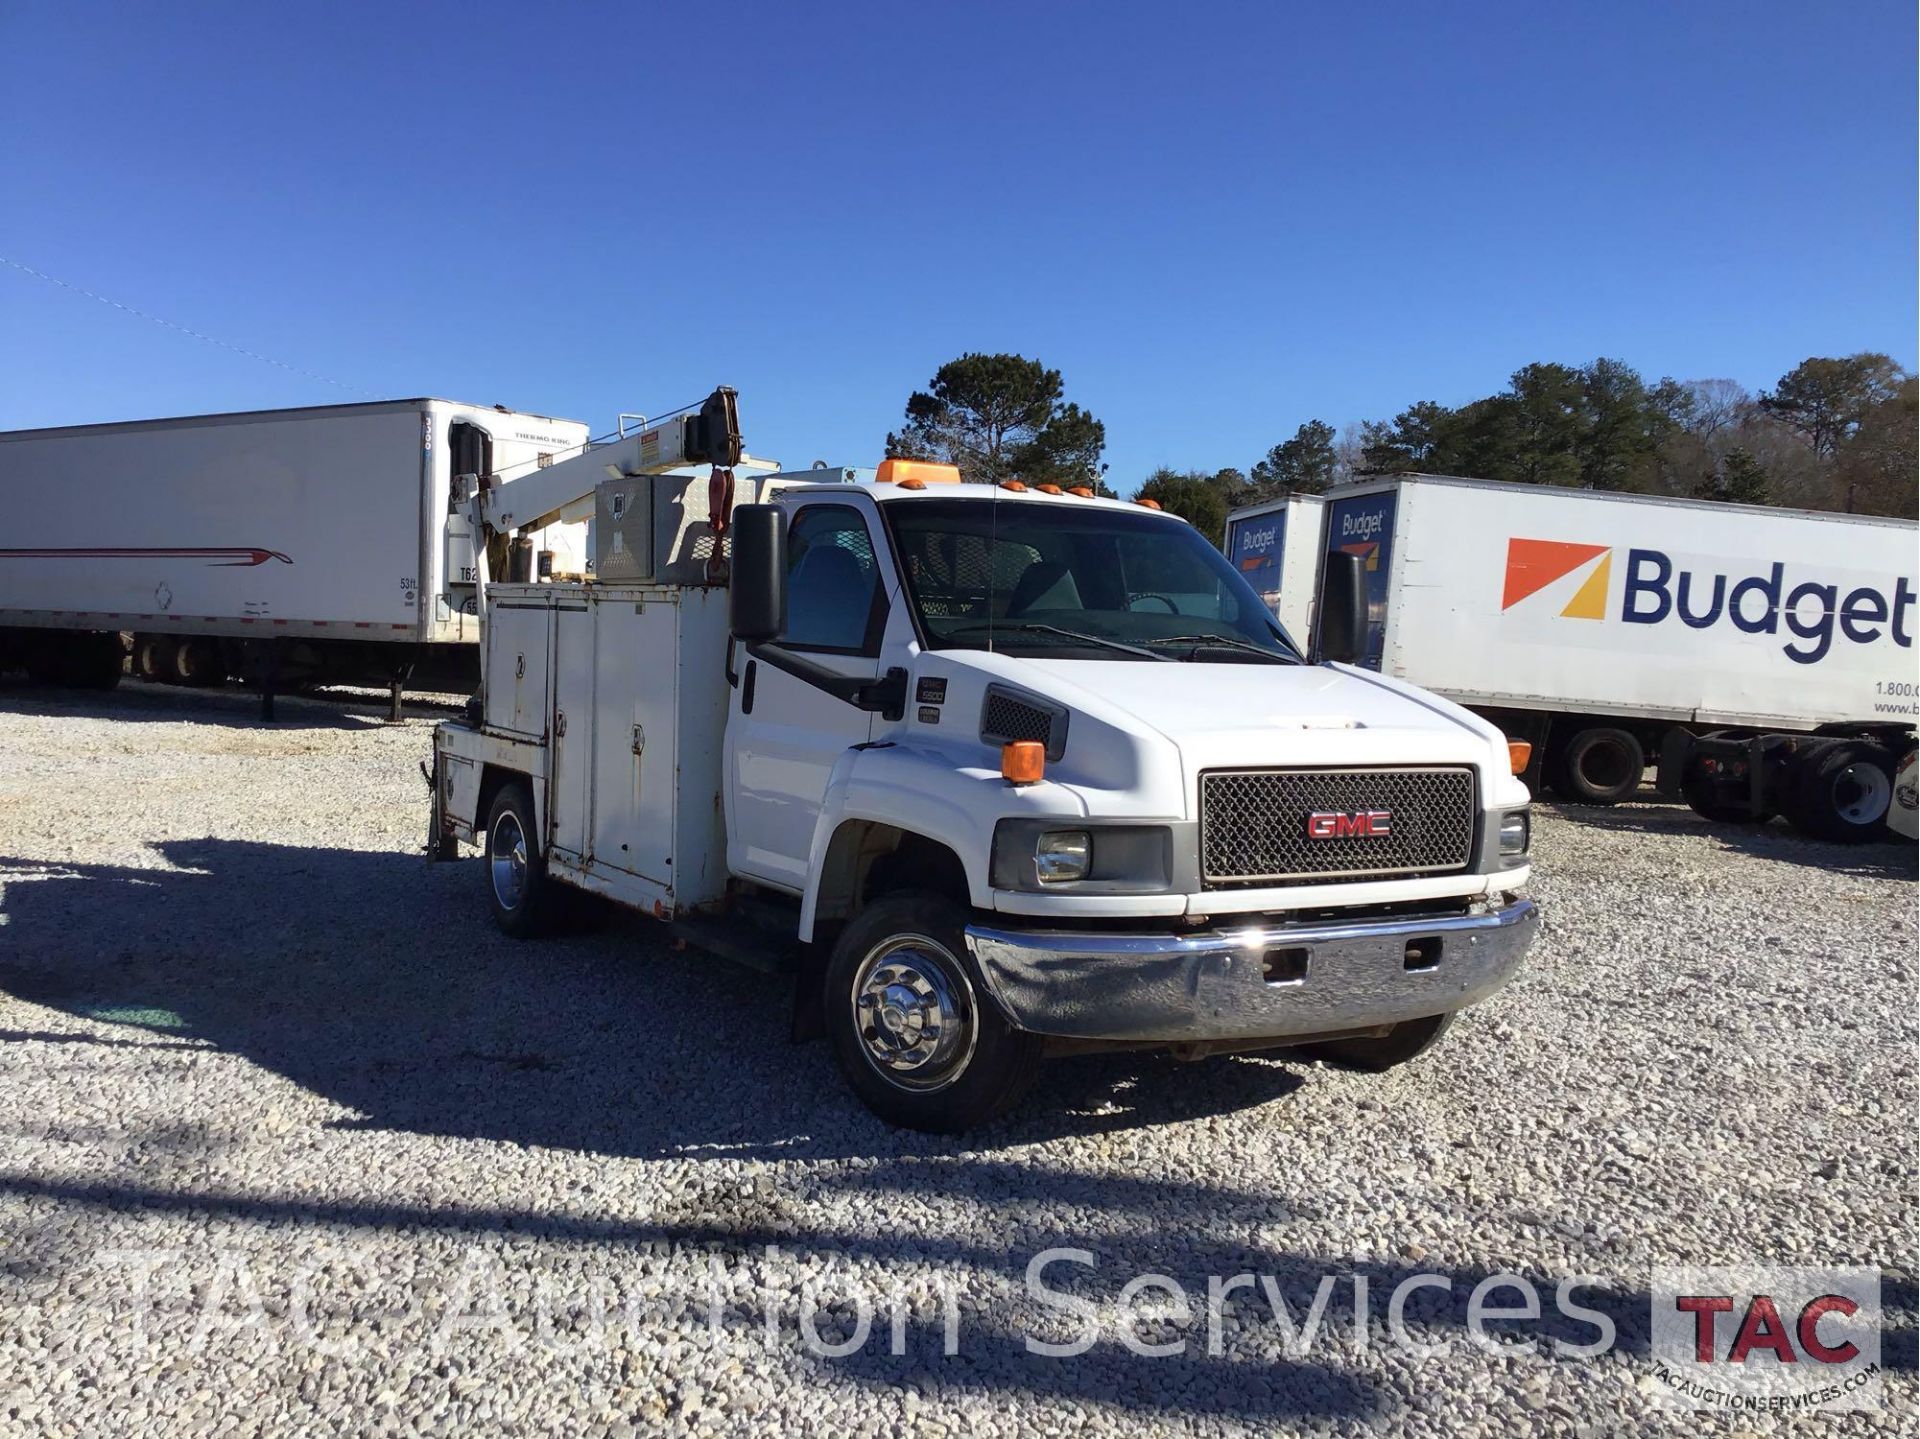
[1001,740,1046,785]
[1508,740,1533,775]
[875,458,962,486]
[1000,479,1028,492]
[1067,486,1094,497]
[1135,497,1162,509]
[1037,482,1063,495]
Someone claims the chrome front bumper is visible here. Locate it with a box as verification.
[964,900,1538,1044]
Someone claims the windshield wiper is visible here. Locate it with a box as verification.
[944,622,1174,662]
[1144,634,1301,663]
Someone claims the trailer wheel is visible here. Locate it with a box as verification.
[1298,1012,1455,1072]
[485,781,561,938]
[133,636,173,683]
[1783,742,1895,844]
[27,632,124,690]
[170,638,223,687]
[1550,727,1644,806]
[825,892,1042,1133]
[58,632,127,690]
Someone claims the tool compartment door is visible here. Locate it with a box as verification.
[587,595,680,888]
[483,595,554,739]
[546,598,594,862]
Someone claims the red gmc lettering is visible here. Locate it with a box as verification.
[1306,810,1393,839]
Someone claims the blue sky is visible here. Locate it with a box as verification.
[2,1,1913,489]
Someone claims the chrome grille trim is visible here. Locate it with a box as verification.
[1200,765,1477,886]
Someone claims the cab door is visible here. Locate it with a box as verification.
[724,500,890,892]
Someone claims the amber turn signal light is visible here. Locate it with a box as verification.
[1508,740,1532,775]
[1001,740,1045,785]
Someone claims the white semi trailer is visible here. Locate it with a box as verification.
[1228,474,1918,841]
[0,399,591,708]
[430,393,1540,1131]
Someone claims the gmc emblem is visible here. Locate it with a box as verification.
[1306,809,1392,839]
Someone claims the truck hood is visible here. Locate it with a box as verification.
[940,651,1511,790]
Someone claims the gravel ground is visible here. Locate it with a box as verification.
[0,677,1914,1437]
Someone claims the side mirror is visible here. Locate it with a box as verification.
[1315,549,1368,665]
[729,504,787,643]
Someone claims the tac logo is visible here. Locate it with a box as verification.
[1501,538,1612,620]
[1650,1265,1881,1412]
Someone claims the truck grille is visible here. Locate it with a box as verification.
[1200,766,1476,886]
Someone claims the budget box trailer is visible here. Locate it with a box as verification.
[1255,474,1918,841]
[429,391,1541,1131]
[1223,492,1325,645]
[0,398,590,705]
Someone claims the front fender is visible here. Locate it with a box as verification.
[797,741,1090,942]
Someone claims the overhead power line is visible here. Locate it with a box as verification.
[0,255,380,398]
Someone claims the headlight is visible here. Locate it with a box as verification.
[989,820,1175,892]
[1035,830,1091,883]
[1498,809,1530,857]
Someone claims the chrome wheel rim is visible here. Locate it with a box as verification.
[490,810,528,910]
[850,935,977,1092]
[1831,763,1890,825]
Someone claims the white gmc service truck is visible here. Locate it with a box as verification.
[1228,475,1919,843]
[0,399,590,706]
[430,394,1539,1130]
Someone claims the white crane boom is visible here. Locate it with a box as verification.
[474,387,741,535]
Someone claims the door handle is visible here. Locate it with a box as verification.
[742,660,757,715]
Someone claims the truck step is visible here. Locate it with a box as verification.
[668,911,802,976]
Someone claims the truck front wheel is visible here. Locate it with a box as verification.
[825,893,1042,1133]
[485,781,561,938]
[1298,1012,1455,1072]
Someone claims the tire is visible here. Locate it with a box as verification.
[171,638,225,687]
[484,781,562,938]
[1783,741,1895,844]
[1552,727,1645,806]
[65,632,126,690]
[825,892,1043,1132]
[133,635,173,683]
[25,632,123,690]
[1299,1012,1455,1072]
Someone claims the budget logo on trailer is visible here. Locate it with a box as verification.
[1501,538,1612,620]
[1499,536,1916,666]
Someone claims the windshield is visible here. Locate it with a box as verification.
[883,498,1304,662]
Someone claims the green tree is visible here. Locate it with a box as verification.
[1359,401,1454,473]
[1135,467,1229,546]
[1577,357,1669,491]
[1831,377,1918,517]
[1499,362,1585,487]
[1693,447,1770,506]
[1758,353,1908,458]
[886,353,1107,486]
[1248,419,1337,499]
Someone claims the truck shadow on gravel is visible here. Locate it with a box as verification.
[2,838,1914,1418]
[0,838,1307,1162]
[1540,799,1919,879]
